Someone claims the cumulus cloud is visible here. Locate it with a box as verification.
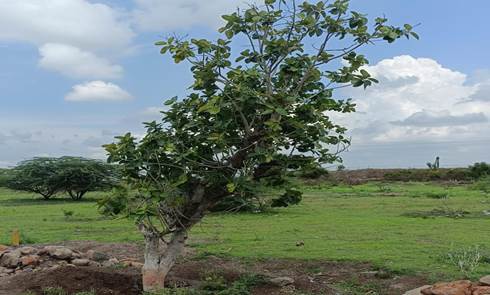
[0,0,133,51]
[0,0,133,79]
[132,0,243,31]
[65,81,133,102]
[39,43,123,79]
[334,55,490,144]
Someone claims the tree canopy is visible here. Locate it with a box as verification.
[7,157,118,200]
[103,0,416,291]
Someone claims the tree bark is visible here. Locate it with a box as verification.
[142,229,187,292]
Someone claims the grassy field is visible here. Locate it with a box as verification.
[1,181,489,280]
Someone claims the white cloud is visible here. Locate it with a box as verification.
[39,43,123,79]
[0,0,133,52]
[65,81,133,102]
[132,0,243,31]
[0,0,134,79]
[334,55,490,145]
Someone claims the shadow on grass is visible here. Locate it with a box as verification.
[0,197,100,207]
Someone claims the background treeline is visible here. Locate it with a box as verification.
[0,157,489,208]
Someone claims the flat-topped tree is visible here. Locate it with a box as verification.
[103,0,416,291]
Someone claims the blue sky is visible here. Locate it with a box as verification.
[1,0,489,168]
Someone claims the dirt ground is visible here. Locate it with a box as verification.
[0,241,429,295]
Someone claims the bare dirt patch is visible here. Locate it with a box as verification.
[0,241,429,295]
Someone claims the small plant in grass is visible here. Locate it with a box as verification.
[42,287,66,295]
[62,209,74,220]
[445,245,483,277]
[472,176,490,194]
[376,183,392,193]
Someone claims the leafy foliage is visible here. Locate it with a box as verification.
[0,168,14,187]
[7,158,63,199]
[469,162,490,179]
[54,157,118,200]
[7,157,117,200]
[103,1,416,286]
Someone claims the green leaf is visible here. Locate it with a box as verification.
[226,183,236,193]
[164,96,178,106]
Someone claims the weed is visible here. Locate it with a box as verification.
[42,287,66,295]
[445,245,483,277]
[334,278,382,295]
[62,209,74,218]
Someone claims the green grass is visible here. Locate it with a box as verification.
[1,181,489,279]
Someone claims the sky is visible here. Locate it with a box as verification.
[0,0,489,169]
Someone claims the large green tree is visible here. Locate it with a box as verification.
[103,0,416,291]
[8,157,117,200]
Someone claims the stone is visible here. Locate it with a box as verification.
[480,276,490,286]
[19,247,37,255]
[269,276,295,287]
[51,247,73,260]
[421,280,472,295]
[20,255,40,267]
[0,245,9,252]
[87,251,110,262]
[0,251,21,268]
[71,259,90,267]
[472,286,490,295]
[403,285,432,295]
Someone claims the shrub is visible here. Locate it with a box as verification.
[384,168,471,182]
[0,168,14,187]
[445,245,484,277]
[469,162,490,179]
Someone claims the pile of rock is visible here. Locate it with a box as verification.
[0,245,143,277]
[405,276,490,295]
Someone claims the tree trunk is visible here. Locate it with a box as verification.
[142,230,187,292]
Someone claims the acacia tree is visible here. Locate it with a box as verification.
[8,157,61,199]
[55,157,118,200]
[104,0,416,291]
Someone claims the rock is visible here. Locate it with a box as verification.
[51,247,73,260]
[19,247,37,255]
[20,255,40,267]
[88,251,110,262]
[71,259,90,267]
[0,251,21,268]
[480,276,490,286]
[269,276,295,287]
[39,245,62,255]
[472,286,490,295]
[375,270,392,279]
[403,285,433,295]
[0,245,9,252]
[421,280,472,295]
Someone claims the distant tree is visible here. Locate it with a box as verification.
[0,168,14,187]
[7,157,61,199]
[469,162,490,179]
[55,157,118,200]
[103,0,416,291]
[7,157,118,200]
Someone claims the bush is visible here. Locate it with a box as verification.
[445,245,484,277]
[7,157,118,200]
[469,162,490,179]
[384,168,471,182]
[0,168,14,187]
